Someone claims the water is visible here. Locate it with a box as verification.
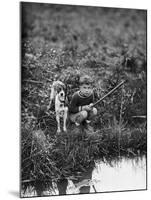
[67,156,146,194]
[21,156,146,197]
[91,156,146,193]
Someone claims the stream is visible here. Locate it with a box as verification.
[21,155,146,197]
[91,155,146,193]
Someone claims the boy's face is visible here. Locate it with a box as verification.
[80,84,93,95]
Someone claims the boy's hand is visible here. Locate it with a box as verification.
[82,105,92,111]
[89,103,93,108]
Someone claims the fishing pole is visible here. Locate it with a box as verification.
[92,80,126,107]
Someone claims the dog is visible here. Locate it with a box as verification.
[48,81,68,133]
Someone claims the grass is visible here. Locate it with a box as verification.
[21,119,146,196]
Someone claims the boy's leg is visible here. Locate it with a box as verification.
[85,108,97,135]
[70,111,88,125]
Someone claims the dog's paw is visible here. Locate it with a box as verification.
[57,129,61,134]
[63,126,67,132]
[63,127,67,132]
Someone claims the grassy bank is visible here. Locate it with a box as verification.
[21,120,146,196]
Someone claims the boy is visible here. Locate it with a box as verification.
[69,75,97,126]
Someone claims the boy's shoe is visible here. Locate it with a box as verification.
[85,124,94,135]
[86,120,91,124]
[74,115,83,126]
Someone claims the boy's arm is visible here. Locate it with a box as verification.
[69,94,80,113]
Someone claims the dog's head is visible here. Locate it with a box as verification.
[57,86,66,102]
[52,80,68,103]
[53,81,65,102]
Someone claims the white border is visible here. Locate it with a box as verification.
[0,0,150,200]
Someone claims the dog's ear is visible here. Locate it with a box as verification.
[53,83,58,91]
[56,87,61,93]
[65,83,68,92]
[64,84,69,102]
[61,83,66,90]
[65,96,69,106]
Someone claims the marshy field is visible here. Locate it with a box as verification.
[21,3,147,197]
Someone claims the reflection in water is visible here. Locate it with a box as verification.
[91,156,146,192]
[67,167,93,194]
[67,156,146,194]
[21,156,146,197]
[67,178,94,194]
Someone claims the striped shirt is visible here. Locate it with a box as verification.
[69,91,94,113]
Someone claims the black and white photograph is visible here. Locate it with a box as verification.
[20,2,147,198]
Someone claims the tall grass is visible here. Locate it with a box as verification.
[21,119,146,196]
